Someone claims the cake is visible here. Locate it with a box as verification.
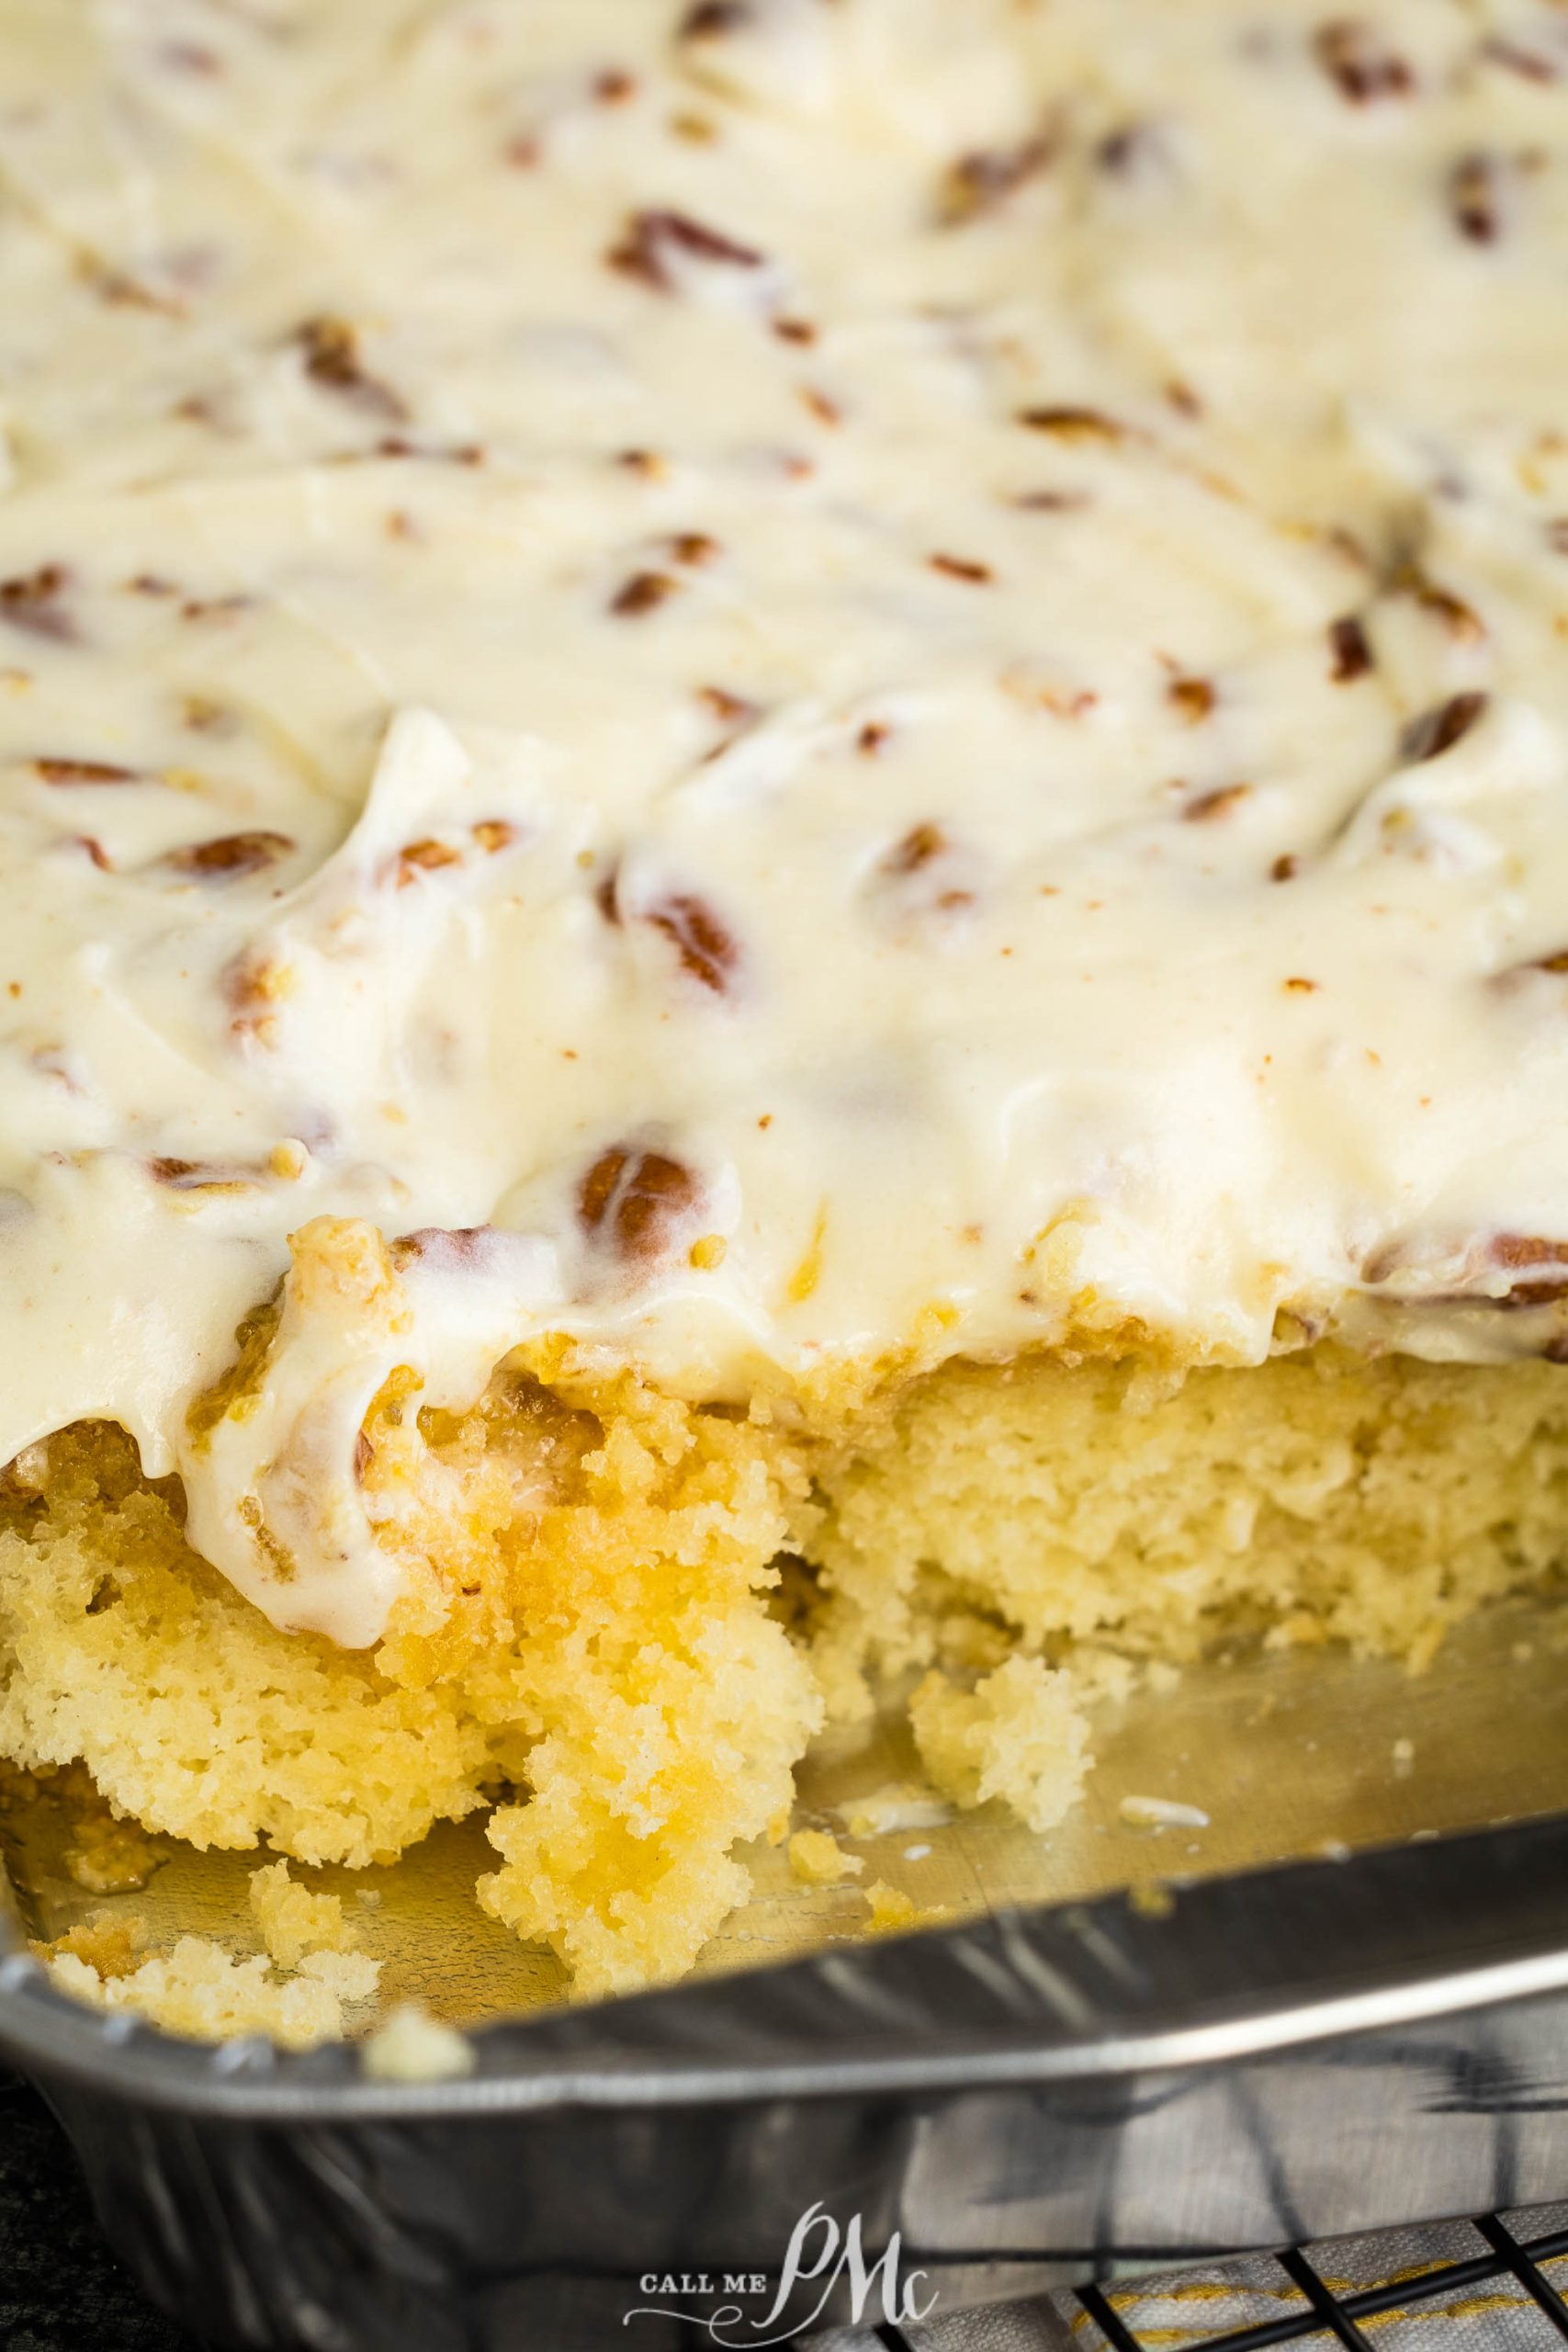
[5,0,1568,2018]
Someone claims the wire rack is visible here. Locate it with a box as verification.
[1070,2211,1568,2351]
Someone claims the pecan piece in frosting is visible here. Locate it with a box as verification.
[611,570,680,617]
[642,892,739,992]
[1481,38,1557,84]
[34,757,139,786]
[1400,692,1487,763]
[1363,1231,1568,1308]
[149,1157,260,1195]
[930,552,994,584]
[166,831,295,882]
[678,1,751,37]
[296,317,408,423]
[1490,1236,1568,1306]
[884,823,947,876]
[1396,568,1485,643]
[939,130,1056,225]
[1328,615,1373,680]
[394,836,464,884]
[1,567,76,644]
[1314,20,1415,103]
[1017,405,1126,443]
[578,1146,704,1264]
[875,823,976,914]
[1450,153,1503,244]
[1184,783,1251,822]
[1168,676,1215,724]
[607,209,765,292]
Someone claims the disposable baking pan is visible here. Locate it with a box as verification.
[4,1592,1568,2350]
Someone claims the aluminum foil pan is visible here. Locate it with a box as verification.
[2,1596,1567,2349]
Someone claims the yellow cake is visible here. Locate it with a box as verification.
[5,0,1568,2021]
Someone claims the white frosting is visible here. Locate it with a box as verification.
[5,0,1568,1642]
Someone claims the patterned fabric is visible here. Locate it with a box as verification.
[810,2203,1568,2350]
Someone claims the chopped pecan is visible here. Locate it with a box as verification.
[883,822,947,875]
[1096,121,1168,177]
[578,1146,703,1264]
[1328,615,1373,681]
[697,684,758,728]
[939,130,1056,225]
[1366,1232,1568,1308]
[594,67,637,105]
[182,695,233,734]
[1450,152,1503,243]
[149,1157,256,1193]
[1393,567,1484,642]
[1184,783,1251,821]
[671,532,720,567]
[612,570,680,616]
[1011,489,1092,512]
[929,552,993,584]
[773,317,817,345]
[1400,692,1487,763]
[395,837,463,885]
[1271,854,1302,883]
[678,0,751,35]
[95,267,182,317]
[607,208,765,291]
[0,566,75,645]
[643,892,739,992]
[223,951,292,1046]
[1017,406,1125,443]
[1481,38,1557,84]
[471,820,517,854]
[1488,1235,1568,1307]
[1314,19,1415,103]
[34,757,139,786]
[179,594,251,624]
[696,685,761,758]
[296,317,407,423]
[166,830,294,881]
[798,387,841,426]
[868,821,974,916]
[1168,676,1215,723]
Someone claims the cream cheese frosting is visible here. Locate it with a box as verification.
[5,0,1568,1642]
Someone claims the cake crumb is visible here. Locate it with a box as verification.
[1392,1736,1415,1778]
[362,2003,474,2083]
[249,1858,355,1970]
[48,1935,349,2050]
[37,1914,143,1981]
[788,1827,863,1885]
[910,1656,1091,1835]
[299,1947,380,2001]
[863,1881,919,1933]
